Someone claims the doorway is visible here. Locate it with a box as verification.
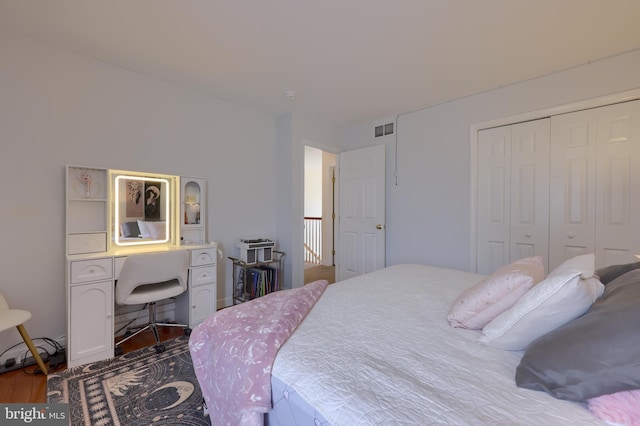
[304,146,336,284]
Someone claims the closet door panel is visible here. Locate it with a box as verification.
[595,100,640,267]
[510,119,550,271]
[549,111,597,271]
[477,126,511,274]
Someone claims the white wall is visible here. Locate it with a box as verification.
[276,112,339,289]
[342,49,640,272]
[0,35,278,354]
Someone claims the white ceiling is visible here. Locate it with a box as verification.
[2,1,640,128]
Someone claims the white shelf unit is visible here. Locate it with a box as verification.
[180,176,206,245]
[65,165,109,255]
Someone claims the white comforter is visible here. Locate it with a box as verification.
[272,264,603,425]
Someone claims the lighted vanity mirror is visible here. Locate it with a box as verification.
[111,170,177,247]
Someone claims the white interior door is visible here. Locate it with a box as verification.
[509,119,550,269]
[477,126,511,274]
[476,119,550,274]
[549,109,598,270]
[338,144,386,281]
[595,100,640,266]
[550,100,640,270]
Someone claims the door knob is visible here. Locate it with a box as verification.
[376,224,385,230]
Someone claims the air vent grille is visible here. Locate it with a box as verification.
[374,122,394,137]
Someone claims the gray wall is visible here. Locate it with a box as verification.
[276,112,340,290]
[342,49,640,272]
[0,35,278,354]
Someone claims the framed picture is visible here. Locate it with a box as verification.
[144,182,161,219]
[125,179,143,217]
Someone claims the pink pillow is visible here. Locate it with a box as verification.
[588,389,640,425]
[448,256,545,329]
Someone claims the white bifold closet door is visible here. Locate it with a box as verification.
[549,100,640,271]
[477,119,550,275]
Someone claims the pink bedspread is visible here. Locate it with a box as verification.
[189,279,328,426]
[588,389,640,426]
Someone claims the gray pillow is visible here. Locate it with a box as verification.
[595,261,640,284]
[515,269,640,401]
[121,221,141,238]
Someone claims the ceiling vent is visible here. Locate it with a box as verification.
[375,122,394,137]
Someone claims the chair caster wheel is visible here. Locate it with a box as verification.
[184,328,192,336]
[115,347,123,357]
[155,345,166,354]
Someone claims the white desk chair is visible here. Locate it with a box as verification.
[0,293,48,375]
[115,250,190,354]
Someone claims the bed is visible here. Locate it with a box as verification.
[190,262,640,425]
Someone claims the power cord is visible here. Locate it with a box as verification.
[1,336,66,374]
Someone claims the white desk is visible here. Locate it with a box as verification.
[66,243,218,368]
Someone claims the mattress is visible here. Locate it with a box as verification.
[271,264,603,425]
[266,375,329,426]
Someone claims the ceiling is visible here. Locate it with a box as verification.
[2,1,640,128]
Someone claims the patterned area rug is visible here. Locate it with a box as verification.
[47,336,209,425]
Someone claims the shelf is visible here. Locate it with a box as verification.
[231,251,285,304]
[67,200,107,234]
[66,166,107,200]
[66,166,109,249]
[180,176,206,243]
[69,231,108,235]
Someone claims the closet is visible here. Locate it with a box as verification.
[477,119,550,275]
[476,99,640,274]
[549,100,640,271]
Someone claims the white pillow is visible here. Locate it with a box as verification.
[549,253,595,279]
[479,273,604,350]
[137,220,151,238]
[146,221,166,240]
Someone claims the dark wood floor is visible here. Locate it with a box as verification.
[0,327,185,403]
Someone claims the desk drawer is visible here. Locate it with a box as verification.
[190,265,216,286]
[191,248,216,267]
[70,258,113,284]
